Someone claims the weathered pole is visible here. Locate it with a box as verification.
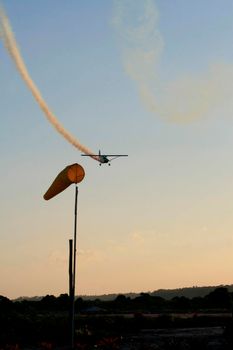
[69,239,73,345]
[71,185,78,349]
[69,240,73,302]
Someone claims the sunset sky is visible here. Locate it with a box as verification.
[1,0,233,299]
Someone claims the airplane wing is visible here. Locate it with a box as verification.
[105,155,128,157]
[81,154,128,157]
[107,155,128,162]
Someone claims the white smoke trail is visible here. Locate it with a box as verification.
[113,0,233,122]
[0,6,99,161]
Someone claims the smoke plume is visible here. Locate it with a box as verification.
[113,0,233,122]
[0,6,98,161]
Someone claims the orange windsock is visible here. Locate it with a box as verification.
[44,163,85,200]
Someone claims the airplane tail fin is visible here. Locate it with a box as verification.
[99,150,101,156]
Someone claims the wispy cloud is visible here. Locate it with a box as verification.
[48,250,67,265]
[130,232,145,245]
[113,0,233,122]
[78,249,106,264]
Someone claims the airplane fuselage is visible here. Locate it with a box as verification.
[99,155,109,164]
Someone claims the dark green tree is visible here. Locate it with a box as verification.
[204,287,231,309]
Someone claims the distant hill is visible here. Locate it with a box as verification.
[13,296,43,302]
[81,284,233,301]
[81,293,138,301]
[12,284,233,302]
[151,284,233,300]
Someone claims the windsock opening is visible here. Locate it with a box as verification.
[44,163,85,200]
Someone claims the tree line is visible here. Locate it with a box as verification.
[1,287,233,347]
[1,286,232,314]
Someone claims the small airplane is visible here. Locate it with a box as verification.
[81,150,128,166]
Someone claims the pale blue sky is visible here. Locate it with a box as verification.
[1,1,233,298]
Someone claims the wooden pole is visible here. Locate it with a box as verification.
[71,185,78,349]
[69,239,73,346]
[69,240,73,301]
